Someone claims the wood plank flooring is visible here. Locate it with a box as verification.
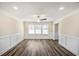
[2,39,75,56]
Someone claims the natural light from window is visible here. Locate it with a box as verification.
[28,24,48,34]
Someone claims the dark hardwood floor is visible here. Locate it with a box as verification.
[2,39,75,56]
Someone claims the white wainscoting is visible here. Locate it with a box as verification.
[24,32,54,39]
[0,33,23,55]
[53,32,59,40]
[59,34,79,55]
[49,32,54,39]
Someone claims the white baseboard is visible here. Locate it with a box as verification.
[0,33,23,55]
[59,34,79,55]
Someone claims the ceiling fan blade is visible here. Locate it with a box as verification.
[40,18,47,20]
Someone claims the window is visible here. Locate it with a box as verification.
[28,24,48,34]
[28,25,34,34]
[42,25,48,34]
[35,25,41,34]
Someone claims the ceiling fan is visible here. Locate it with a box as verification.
[37,15,47,21]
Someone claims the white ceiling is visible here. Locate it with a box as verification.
[0,2,79,21]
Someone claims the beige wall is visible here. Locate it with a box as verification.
[24,21,53,39]
[58,11,79,55]
[59,11,79,37]
[0,9,24,55]
[0,10,23,36]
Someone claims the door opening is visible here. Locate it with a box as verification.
[55,23,59,41]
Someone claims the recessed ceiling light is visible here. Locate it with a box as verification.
[13,6,18,10]
[59,7,64,10]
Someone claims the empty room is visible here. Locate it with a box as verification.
[0,2,79,56]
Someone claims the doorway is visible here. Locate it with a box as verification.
[55,23,59,41]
